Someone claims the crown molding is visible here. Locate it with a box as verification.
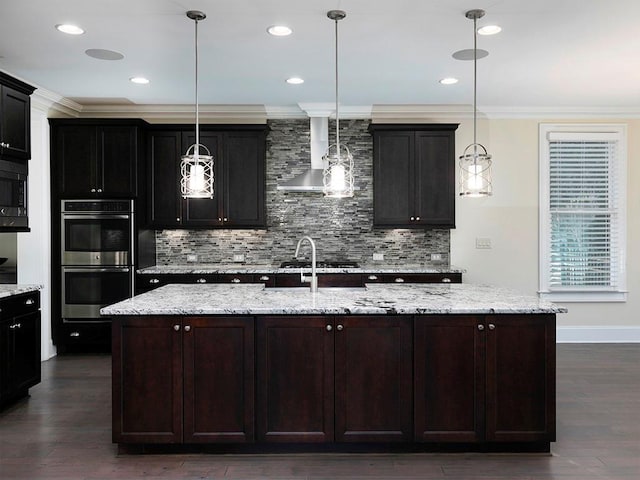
[30,87,82,117]
[371,104,476,122]
[481,106,640,119]
[75,104,267,123]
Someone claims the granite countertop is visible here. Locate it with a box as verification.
[101,283,567,316]
[137,263,465,275]
[0,284,43,300]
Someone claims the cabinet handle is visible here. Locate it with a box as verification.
[176,218,181,222]
[441,277,451,283]
[394,277,405,283]
[259,276,270,281]
[9,323,16,330]
[196,278,207,283]
[231,278,241,283]
[416,216,420,221]
[70,331,80,337]
[326,325,333,331]
[218,217,222,222]
[149,278,160,284]
[223,217,228,222]
[91,188,96,193]
[0,142,5,147]
[488,324,495,330]
[337,324,344,331]
[15,323,21,329]
[173,324,180,331]
[25,298,35,305]
[367,275,378,281]
[478,324,485,331]
[410,216,415,221]
[97,188,103,193]
[184,325,191,332]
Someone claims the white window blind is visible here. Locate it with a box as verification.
[539,125,627,302]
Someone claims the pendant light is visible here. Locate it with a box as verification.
[459,9,492,197]
[322,10,354,198]
[180,10,214,199]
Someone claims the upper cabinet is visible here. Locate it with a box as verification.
[147,125,268,229]
[369,124,458,229]
[50,119,144,198]
[0,72,35,162]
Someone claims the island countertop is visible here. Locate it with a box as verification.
[101,283,567,316]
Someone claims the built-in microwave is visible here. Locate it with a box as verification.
[0,160,28,230]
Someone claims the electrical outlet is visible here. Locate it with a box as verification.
[186,254,198,262]
[233,254,245,263]
[373,253,384,261]
[475,237,492,249]
[430,253,442,261]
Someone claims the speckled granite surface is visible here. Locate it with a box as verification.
[101,283,566,316]
[0,284,42,299]
[137,264,465,275]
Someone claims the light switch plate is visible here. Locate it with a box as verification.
[233,254,245,263]
[475,237,492,249]
[373,253,384,261]
[430,253,442,261]
[186,254,198,262]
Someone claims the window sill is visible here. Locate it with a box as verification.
[539,291,627,303]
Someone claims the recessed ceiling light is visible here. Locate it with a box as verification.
[85,49,125,61]
[478,25,502,35]
[130,77,150,85]
[55,24,85,35]
[440,77,459,85]
[286,77,304,85]
[267,25,292,36]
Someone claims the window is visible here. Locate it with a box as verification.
[539,124,627,302]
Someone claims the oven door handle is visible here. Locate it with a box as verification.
[62,267,131,273]
[61,214,131,220]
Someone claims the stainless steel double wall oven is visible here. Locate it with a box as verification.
[60,199,134,323]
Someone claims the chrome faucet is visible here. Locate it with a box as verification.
[294,236,318,292]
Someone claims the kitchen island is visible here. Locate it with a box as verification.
[104,283,566,453]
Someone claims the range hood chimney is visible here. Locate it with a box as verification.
[277,116,329,192]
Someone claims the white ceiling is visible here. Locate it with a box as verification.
[1,0,639,112]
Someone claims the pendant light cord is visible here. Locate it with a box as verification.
[473,15,477,155]
[334,16,340,153]
[194,16,200,153]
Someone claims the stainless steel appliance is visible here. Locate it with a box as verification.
[60,199,134,323]
[0,160,28,229]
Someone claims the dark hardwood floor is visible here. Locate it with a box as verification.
[1,344,639,479]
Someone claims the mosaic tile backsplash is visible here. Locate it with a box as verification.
[156,119,450,265]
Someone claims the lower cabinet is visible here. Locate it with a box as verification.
[112,316,254,444]
[112,313,555,450]
[0,291,41,407]
[414,314,555,444]
[256,316,413,443]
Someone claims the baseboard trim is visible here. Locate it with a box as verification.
[557,326,640,343]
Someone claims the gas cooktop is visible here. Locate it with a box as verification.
[279,260,360,269]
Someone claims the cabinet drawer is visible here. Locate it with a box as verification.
[363,273,461,284]
[0,292,40,318]
[216,274,255,284]
[274,273,363,288]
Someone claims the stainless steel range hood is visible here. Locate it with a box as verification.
[277,117,329,192]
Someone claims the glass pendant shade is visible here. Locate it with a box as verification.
[180,144,214,198]
[459,143,492,197]
[323,143,354,198]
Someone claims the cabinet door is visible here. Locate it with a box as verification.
[373,131,414,226]
[112,317,183,443]
[181,131,222,227]
[335,316,413,442]
[485,315,556,443]
[223,131,265,227]
[0,86,31,161]
[148,131,182,227]
[414,316,484,442]
[414,131,455,227]
[256,316,334,442]
[99,126,138,197]
[54,125,98,197]
[6,311,41,395]
[183,317,254,443]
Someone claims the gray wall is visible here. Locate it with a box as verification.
[156,119,450,265]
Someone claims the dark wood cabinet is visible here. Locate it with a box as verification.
[112,315,254,444]
[414,314,555,444]
[256,315,412,443]
[50,120,142,198]
[369,124,458,228]
[0,291,41,407]
[147,125,268,229]
[0,72,35,162]
[363,272,462,284]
